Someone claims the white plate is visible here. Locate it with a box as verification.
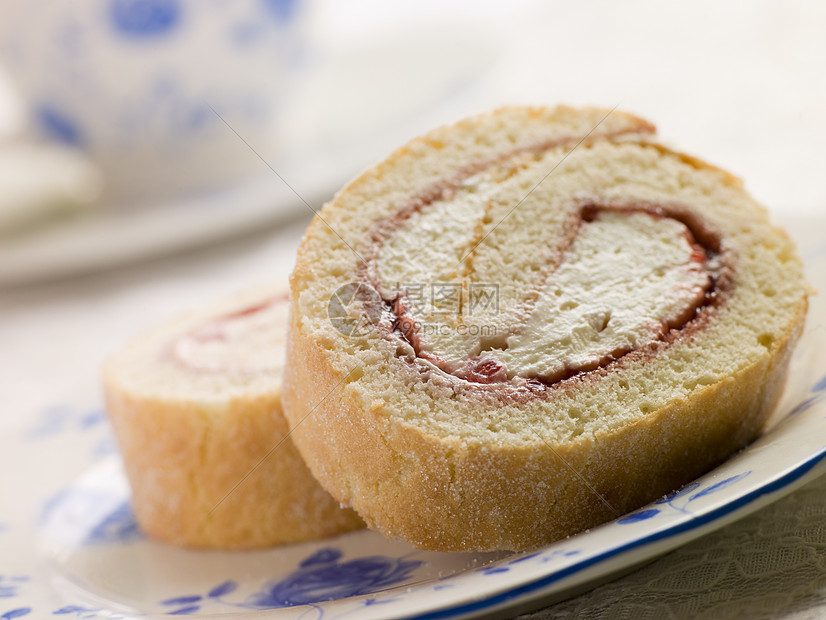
[2,248,825,620]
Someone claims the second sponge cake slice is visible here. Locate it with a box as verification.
[103,285,363,549]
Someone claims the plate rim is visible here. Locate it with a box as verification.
[409,441,826,619]
[32,386,826,620]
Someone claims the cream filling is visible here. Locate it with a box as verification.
[375,205,709,383]
[171,298,288,375]
[489,211,709,380]
[375,172,494,363]
[376,173,491,298]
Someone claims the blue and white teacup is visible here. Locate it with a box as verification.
[0,0,307,203]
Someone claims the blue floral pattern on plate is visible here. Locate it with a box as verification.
[619,472,753,524]
[52,605,106,618]
[787,372,826,417]
[5,361,826,617]
[0,576,32,620]
[26,406,106,440]
[25,406,117,462]
[246,548,422,608]
[84,501,142,545]
[0,576,29,600]
[40,488,144,546]
[151,549,423,615]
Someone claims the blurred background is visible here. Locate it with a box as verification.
[1,5,826,616]
[0,0,824,287]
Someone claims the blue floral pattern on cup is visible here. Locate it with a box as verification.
[108,0,181,38]
[0,0,307,200]
[262,0,299,22]
[34,105,84,146]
